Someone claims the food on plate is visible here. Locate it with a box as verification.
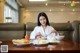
[49,37,57,42]
[33,40,47,44]
[12,39,30,44]
[38,40,47,44]
[36,35,47,40]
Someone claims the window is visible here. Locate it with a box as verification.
[4,0,19,23]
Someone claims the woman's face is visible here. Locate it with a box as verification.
[39,16,47,26]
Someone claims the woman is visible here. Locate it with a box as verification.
[30,12,59,40]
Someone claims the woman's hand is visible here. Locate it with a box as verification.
[51,29,57,33]
[51,29,58,35]
[36,32,42,39]
[36,32,42,36]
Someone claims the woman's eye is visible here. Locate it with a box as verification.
[43,18,46,20]
[43,18,45,20]
[40,19,42,21]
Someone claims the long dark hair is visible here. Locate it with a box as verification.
[37,12,50,26]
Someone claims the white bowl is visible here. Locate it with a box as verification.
[55,36,64,41]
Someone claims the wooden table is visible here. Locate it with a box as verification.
[0,40,80,53]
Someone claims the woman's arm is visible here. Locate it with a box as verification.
[30,27,42,39]
[30,31,36,39]
[30,27,37,39]
[50,26,59,36]
[51,29,59,35]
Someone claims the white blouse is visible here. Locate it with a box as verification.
[30,25,59,39]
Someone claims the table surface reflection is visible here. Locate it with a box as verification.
[0,40,80,53]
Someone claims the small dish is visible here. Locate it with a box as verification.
[55,36,64,41]
[47,37,60,44]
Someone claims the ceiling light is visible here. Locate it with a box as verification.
[61,9,64,11]
[26,10,29,11]
[64,4,65,5]
[29,0,46,1]
[45,3,48,6]
[72,9,75,12]
[49,9,52,12]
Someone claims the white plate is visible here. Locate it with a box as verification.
[32,40,48,46]
[13,42,31,46]
[12,39,31,46]
[48,41,60,44]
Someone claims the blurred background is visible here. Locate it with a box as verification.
[0,0,80,23]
